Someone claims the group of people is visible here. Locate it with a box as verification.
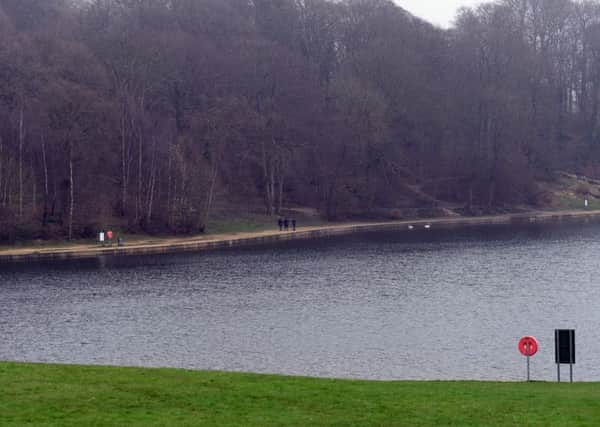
[98,230,125,247]
[277,217,297,232]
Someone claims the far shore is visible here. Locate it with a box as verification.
[2,209,600,263]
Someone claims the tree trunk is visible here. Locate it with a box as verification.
[488,178,496,209]
[261,138,274,215]
[18,105,24,218]
[145,137,158,226]
[41,134,49,225]
[0,134,3,208]
[120,108,128,216]
[51,178,57,217]
[167,144,173,228]
[3,158,13,208]
[31,163,37,214]
[135,92,146,225]
[68,139,74,241]
[269,166,275,215]
[136,128,143,224]
[468,182,474,212]
[277,170,284,215]
[1,159,9,207]
[202,159,219,231]
[146,171,156,225]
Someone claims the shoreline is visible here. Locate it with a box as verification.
[2,209,600,263]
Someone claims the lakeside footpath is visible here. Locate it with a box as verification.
[2,209,600,263]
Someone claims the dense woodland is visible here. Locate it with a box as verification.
[2,0,600,240]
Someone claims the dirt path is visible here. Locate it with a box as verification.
[2,209,600,262]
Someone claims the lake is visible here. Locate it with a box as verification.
[1,221,599,381]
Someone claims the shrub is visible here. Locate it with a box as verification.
[575,183,591,196]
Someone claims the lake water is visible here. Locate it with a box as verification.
[2,221,600,381]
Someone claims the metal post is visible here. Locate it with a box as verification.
[555,329,560,383]
[527,355,530,382]
[570,363,573,383]
[569,330,574,383]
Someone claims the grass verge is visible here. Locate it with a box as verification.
[1,362,600,426]
[555,194,600,211]
[0,214,327,251]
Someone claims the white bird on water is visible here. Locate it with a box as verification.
[424,224,431,229]
[408,225,414,230]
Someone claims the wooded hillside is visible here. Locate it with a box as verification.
[1,0,600,240]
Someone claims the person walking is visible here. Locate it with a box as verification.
[292,218,296,231]
[284,218,289,231]
[278,217,283,231]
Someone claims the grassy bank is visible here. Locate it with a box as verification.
[0,213,326,252]
[1,363,600,426]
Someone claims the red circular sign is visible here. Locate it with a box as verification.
[519,336,539,357]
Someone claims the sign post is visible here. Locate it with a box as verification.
[555,329,575,383]
[518,336,539,382]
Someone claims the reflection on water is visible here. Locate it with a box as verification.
[1,222,600,380]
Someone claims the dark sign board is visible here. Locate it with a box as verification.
[555,329,575,364]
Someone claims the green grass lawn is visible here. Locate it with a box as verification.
[0,215,326,251]
[205,215,280,234]
[206,214,326,235]
[555,194,600,211]
[1,363,600,426]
